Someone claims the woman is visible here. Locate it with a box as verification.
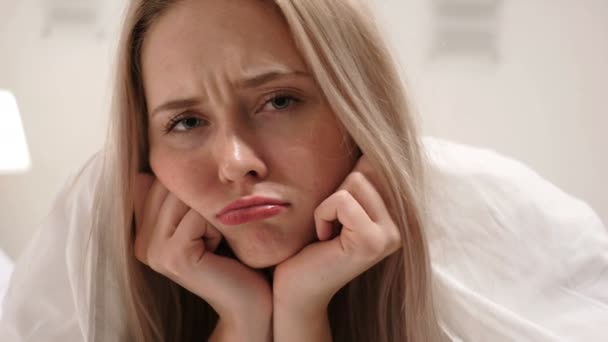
[2,0,607,341]
[91,0,443,341]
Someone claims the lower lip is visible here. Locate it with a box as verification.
[218,204,288,226]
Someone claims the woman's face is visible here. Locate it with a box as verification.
[142,0,357,268]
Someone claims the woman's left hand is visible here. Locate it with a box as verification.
[272,155,403,323]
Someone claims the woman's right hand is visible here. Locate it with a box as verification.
[133,173,272,341]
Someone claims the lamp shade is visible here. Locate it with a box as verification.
[0,89,31,174]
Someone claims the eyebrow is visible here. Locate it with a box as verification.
[149,69,310,117]
[237,69,309,89]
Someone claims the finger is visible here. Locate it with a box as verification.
[339,165,402,254]
[352,154,388,195]
[314,189,373,242]
[138,179,170,244]
[155,192,190,238]
[202,223,223,253]
[133,173,154,229]
[143,179,170,227]
[134,177,169,263]
[187,252,265,313]
[173,209,223,253]
[339,170,389,223]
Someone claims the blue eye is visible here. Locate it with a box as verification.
[270,96,292,109]
[164,115,204,133]
[175,117,202,131]
[260,94,300,112]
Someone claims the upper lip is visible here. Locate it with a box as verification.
[217,196,289,217]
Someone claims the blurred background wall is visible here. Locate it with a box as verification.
[0,0,606,260]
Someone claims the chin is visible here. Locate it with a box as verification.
[237,247,296,269]
[230,239,306,269]
[219,223,312,269]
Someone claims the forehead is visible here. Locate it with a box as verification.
[141,0,308,98]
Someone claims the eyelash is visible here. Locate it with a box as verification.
[162,91,301,134]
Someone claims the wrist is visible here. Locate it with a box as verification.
[210,286,273,340]
[210,314,272,342]
[273,266,336,318]
[273,285,331,320]
[273,301,332,342]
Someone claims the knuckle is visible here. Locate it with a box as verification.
[147,255,161,272]
[364,227,401,257]
[335,189,352,203]
[383,227,402,253]
[149,248,169,274]
[347,171,366,185]
[164,256,182,277]
[339,199,357,218]
[342,173,362,192]
[390,230,402,248]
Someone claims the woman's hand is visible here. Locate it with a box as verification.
[133,174,272,342]
[272,155,402,341]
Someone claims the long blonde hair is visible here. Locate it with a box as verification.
[91,0,444,341]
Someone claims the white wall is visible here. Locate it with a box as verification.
[0,0,119,258]
[373,0,607,225]
[0,0,606,260]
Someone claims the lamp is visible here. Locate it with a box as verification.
[0,89,31,174]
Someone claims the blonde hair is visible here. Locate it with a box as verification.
[91,0,444,341]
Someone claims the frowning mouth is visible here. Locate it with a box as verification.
[216,196,290,226]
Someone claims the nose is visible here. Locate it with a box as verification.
[215,132,268,184]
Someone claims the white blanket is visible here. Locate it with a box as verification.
[0,137,606,341]
[423,138,608,341]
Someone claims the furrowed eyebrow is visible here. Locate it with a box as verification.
[150,98,201,117]
[236,69,310,89]
[150,69,311,117]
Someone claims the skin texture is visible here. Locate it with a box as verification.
[142,0,358,269]
[133,1,403,340]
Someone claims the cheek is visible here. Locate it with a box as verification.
[273,122,356,204]
[304,148,355,200]
[149,148,215,211]
[309,118,356,180]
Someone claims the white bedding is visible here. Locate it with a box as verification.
[0,249,14,319]
[0,138,606,341]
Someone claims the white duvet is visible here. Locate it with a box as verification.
[0,137,606,341]
[0,249,13,319]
